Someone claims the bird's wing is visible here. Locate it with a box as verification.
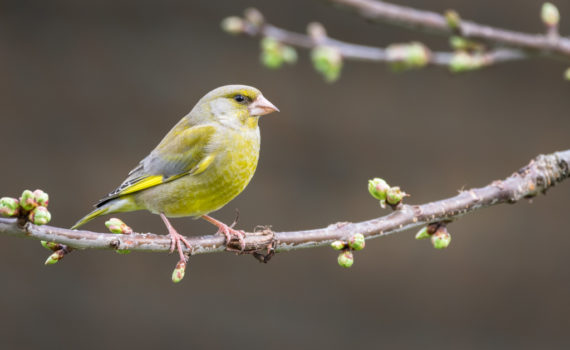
[96,124,217,206]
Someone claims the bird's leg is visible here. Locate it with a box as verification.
[160,213,191,262]
[201,214,246,250]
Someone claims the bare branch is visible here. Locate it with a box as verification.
[1,150,568,258]
[331,0,570,60]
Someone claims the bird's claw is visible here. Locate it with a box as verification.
[160,213,191,262]
[220,226,246,251]
[201,214,246,251]
[168,231,191,262]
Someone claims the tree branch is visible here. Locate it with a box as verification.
[331,0,570,60]
[244,20,526,67]
[1,150,568,257]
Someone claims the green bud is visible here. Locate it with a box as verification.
[337,251,354,268]
[261,51,284,69]
[260,38,296,69]
[29,206,51,225]
[541,3,560,27]
[415,226,430,240]
[261,37,278,51]
[404,42,430,68]
[172,261,187,283]
[449,36,467,50]
[387,42,430,71]
[260,37,284,69]
[386,186,407,205]
[0,197,20,217]
[311,46,343,82]
[564,67,570,80]
[449,52,485,72]
[32,189,49,207]
[105,218,133,234]
[244,8,264,26]
[19,190,36,211]
[331,240,346,250]
[281,46,298,64]
[44,250,65,265]
[221,16,244,35]
[307,22,327,41]
[449,36,485,52]
[348,233,365,251]
[431,230,451,249]
[40,241,61,251]
[444,10,461,30]
[368,178,390,201]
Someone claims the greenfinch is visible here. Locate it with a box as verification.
[72,85,279,261]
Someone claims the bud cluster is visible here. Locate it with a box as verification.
[415,223,452,250]
[331,233,366,268]
[0,189,52,226]
[260,37,298,69]
[368,178,409,208]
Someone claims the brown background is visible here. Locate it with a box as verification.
[1,0,569,349]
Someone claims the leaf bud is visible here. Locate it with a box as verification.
[541,3,560,27]
[221,16,244,35]
[0,197,20,217]
[415,226,430,240]
[331,240,347,250]
[368,178,390,201]
[431,228,451,249]
[172,261,187,283]
[29,206,51,225]
[386,186,407,205]
[337,251,354,268]
[348,233,365,251]
[19,190,37,211]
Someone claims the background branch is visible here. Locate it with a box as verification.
[244,20,526,66]
[223,1,569,78]
[1,150,568,257]
[331,0,570,59]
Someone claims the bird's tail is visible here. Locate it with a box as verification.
[71,197,138,229]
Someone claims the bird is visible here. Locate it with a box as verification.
[72,84,279,262]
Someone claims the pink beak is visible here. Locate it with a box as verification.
[248,94,279,116]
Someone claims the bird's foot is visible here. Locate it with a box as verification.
[201,214,246,251]
[160,213,191,262]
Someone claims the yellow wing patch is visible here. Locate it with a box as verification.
[118,175,165,196]
[116,154,216,196]
[190,153,216,176]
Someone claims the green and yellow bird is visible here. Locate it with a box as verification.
[72,85,279,261]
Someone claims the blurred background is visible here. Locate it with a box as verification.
[0,0,569,349]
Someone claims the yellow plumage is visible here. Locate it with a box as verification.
[72,85,278,252]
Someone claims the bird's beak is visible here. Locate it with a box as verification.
[248,94,279,116]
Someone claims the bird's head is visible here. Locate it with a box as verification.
[192,85,279,129]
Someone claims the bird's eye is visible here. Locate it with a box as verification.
[233,94,247,104]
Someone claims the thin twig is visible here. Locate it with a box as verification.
[243,21,526,66]
[331,0,570,60]
[1,150,568,257]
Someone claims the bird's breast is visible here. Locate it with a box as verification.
[139,126,261,217]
